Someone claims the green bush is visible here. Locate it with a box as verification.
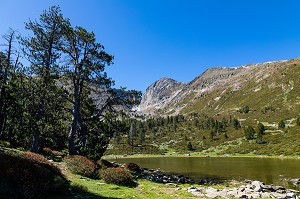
[244,126,255,140]
[187,142,193,150]
[64,155,98,178]
[297,117,300,126]
[278,120,286,129]
[99,167,134,186]
[0,151,69,199]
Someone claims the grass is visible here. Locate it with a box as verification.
[68,178,195,199]
[51,161,198,199]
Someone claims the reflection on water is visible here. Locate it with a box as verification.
[112,157,300,188]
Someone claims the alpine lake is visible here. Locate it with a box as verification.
[112,156,300,189]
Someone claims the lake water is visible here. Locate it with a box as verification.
[112,157,300,188]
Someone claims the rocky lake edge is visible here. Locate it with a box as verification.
[110,160,300,199]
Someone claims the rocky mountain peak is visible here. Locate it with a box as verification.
[138,77,185,113]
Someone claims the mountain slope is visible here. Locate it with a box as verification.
[108,57,300,157]
[139,58,300,121]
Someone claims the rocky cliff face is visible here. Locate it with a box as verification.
[138,58,298,115]
[138,77,185,113]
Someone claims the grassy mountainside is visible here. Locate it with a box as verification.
[107,58,300,157]
[180,58,300,123]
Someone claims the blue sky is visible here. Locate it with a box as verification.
[1,0,300,92]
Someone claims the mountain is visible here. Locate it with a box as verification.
[107,57,300,157]
[138,57,300,120]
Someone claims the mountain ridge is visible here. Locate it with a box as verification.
[138,58,298,118]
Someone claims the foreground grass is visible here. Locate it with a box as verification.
[52,164,197,199]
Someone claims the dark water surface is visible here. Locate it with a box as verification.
[112,157,300,187]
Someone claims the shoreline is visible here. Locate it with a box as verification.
[103,152,300,160]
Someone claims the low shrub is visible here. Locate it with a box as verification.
[64,155,98,179]
[40,147,65,160]
[124,163,140,172]
[40,147,54,156]
[0,151,69,199]
[96,159,115,169]
[22,151,50,164]
[99,167,134,186]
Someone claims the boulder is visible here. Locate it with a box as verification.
[271,185,286,192]
[252,180,264,192]
[285,192,298,199]
[286,192,297,199]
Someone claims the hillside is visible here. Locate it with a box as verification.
[107,57,300,156]
[138,58,300,121]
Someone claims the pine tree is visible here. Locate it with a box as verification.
[244,126,255,140]
[0,29,20,138]
[278,120,285,129]
[256,123,265,144]
[20,6,69,152]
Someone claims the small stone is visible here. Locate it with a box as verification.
[286,192,296,199]
[246,184,252,190]
[227,189,238,196]
[187,186,199,193]
[271,192,286,199]
[238,187,245,192]
[261,184,273,190]
[272,185,285,192]
[260,192,271,198]
[248,193,261,198]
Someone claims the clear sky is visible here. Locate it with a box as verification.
[1,0,300,92]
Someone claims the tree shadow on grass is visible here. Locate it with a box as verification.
[49,184,121,199]
[56,181,138,199]
[51,191,120,199]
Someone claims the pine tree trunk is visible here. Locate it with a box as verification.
[69,81,80,155]
[31,131,39,153]
[0,92,6,138]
